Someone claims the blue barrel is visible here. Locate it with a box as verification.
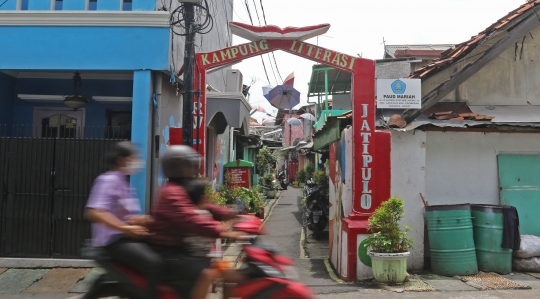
[471,205,512,274]
[425,204,478,276]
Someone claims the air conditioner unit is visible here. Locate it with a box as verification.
[225,69,243,93]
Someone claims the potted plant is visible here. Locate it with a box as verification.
[364,196,413,283]
[263,174,276,198]
[296,169,307,188]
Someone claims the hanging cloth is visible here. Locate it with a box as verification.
[501,205,521,250]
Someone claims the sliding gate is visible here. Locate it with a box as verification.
[0,127,127,258]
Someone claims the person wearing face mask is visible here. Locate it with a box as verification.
[85,141,163,299]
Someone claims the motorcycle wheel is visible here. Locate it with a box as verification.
[313,222,322,240]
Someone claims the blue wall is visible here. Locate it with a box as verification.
[0,26,169,70]
[0,73,17,127]
[11,78,132,129]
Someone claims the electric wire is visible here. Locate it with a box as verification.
[243,0,271,84]
[170,0,214,36]
[258,0,283,82]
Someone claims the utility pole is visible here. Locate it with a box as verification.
[182,3,196,146]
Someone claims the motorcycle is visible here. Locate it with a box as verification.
[82,215,313,299]
[303,185,328,240]
[277,170,288,190]
[303,178,317,197]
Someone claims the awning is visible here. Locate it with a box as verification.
[314,109,349,131]
[207,92,251,135]
[307,64,351,97]
[313,120,340,151]
[313,111,352,151]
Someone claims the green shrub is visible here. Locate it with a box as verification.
[255,146,277,175]
[304,163,315,180]
[364,196,413,253]
[296,169,307,183]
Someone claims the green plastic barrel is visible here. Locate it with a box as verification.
[471,205,512,274]
[425,204,478,276]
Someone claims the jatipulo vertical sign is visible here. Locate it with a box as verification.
[377,79,421,109]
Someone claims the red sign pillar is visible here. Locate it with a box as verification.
[351,60,391,218]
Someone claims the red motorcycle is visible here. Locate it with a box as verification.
[82,215,313,299]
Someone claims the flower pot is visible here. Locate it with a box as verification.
[369,251,410,283]
[267,190,277,199]
[299,182,306,188]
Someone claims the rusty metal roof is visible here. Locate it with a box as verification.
[378,103,540,131]
[409,0,540,80]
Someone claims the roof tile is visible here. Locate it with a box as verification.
[408,0,540,80]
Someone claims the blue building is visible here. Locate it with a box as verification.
[0,0,236,258]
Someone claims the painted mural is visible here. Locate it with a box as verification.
[328,127,353,277]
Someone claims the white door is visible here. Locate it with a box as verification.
[33,108,85,138]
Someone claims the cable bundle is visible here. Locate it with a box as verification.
[170,0,214,36]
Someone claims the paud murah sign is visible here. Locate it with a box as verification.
[377,78,421,109]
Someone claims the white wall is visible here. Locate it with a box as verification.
[425,131,540,205]
[390,130,426,270]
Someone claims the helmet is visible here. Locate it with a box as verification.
[161,145,201,178]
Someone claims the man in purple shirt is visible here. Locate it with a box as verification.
[85,142,162,299]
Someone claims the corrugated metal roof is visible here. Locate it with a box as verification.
[378,104,540,131]
[409,0,540,80]
[385,44,454,58]
[469,105,540,123]
[307,64,351,97]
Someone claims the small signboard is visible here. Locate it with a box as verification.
[377,79,421,109]
[226,167,250,188]
[224,159,254,189]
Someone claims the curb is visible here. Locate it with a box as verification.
[0,258,96,268]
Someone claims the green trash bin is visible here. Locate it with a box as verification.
[471,205,512,274]
[425,204,478,276]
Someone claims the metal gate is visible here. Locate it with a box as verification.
[0,126,128,258]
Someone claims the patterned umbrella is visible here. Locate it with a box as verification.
[287,117,302,126]
[300,113,316,121]
[267,85,301,109]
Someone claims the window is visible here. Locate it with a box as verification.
[55,0,63,10]
[88,0,97,10]
[21,0,28,10]
[122,0,132,11]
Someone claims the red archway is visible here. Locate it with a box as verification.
[193,24,391,281]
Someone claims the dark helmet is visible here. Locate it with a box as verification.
[160,145,201,178]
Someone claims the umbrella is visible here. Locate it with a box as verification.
[267,85,301,109]
[287,117,302,126]
[283,72,295,86]
[251,104,267,113]
[300,113,316,121]
[262,85,273,100]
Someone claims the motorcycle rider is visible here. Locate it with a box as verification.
[84,141,163,299]
[149,145,246,299]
